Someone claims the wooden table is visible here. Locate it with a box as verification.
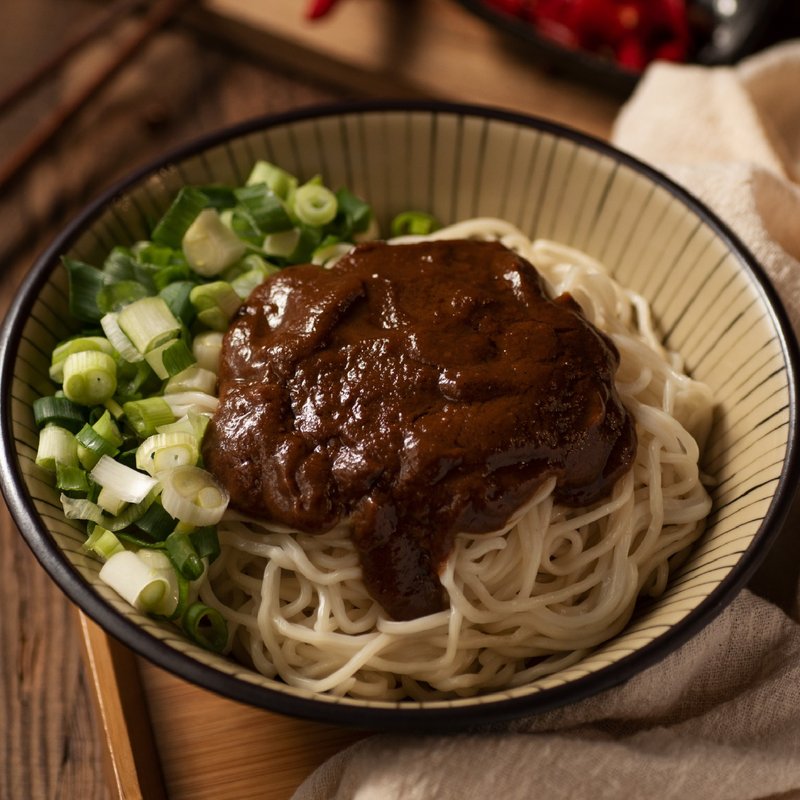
[2,2,796,798]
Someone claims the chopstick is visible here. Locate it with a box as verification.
[0,0,189,191]
[0,0,147,117]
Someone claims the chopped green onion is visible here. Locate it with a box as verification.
[190,281,241,332]
[123,397,176,438]
[35,425,78,471]
[61,489,158,531]
[33,396,85,432]
[136,431,199,476]
[192,331,223,373]
[62,350,117,405]
[118,296,182,354]
[390,210,440,237]
[96,486,128,516]
[159,280,197,327]
[151,186,209,249]
[160,465,229,526]
[76,423,119,470]
[62,257,106,323]
[89,454,158,504]
[182,208,247,277]
[50,336,117,383]
[145,338,196,380]
[164,365,217,396]
[165,530,204,581]
[56,462,90,495]
[135,500,177,541]
[190,526,220,564]
[97,280,150,314]
[292,183,338,227]
[246,160,297,200]
[182,602,227,652]
[335,188,372,237]
[98,550,171,613]
[162,391,218,418]
[100,312,144,363]
[263,228,300,259]
[84,525,125,560]
[234,183,294,234]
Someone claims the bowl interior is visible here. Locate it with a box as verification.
[3,104,797,725]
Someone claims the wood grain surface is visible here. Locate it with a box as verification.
[4,2,798,798]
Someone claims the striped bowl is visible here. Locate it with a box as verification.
[1,102,798,729]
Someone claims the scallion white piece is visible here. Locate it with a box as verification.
[99,550,171,613]
[89,454,159,504]
[160,465,229,526]
[35,425,78,471]
[182,208,247,276]
[118,296,182,354]
[100,312,144,363]
[136,431,199,476]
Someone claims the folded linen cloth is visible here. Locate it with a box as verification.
[292,41,800,800]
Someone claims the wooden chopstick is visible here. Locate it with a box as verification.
[0,0,190,192]
[0,0,147,117]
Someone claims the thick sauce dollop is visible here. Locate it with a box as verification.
[203,240,636,620]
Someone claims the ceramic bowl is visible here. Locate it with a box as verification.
[2,101,798,729]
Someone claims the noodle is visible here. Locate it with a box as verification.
[199,219,714,700]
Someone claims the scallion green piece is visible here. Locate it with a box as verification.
[182,601,227,652]
[189,281,241,332]
[234,184,293,233]
[62,257,107,323]
[165,530,204,581]
[62,350,117,405]
[84,525,125,561]
[189,525,220,564]
[134,500,177,541]
[145,338,196,380]
[55,462,90,495]
[246,160,297,200]
[33,395,85,432]
[334,188,372,237]
[390,210,440,237]
[151,186,209,249]
[292,183,338,227]
[97,280,150,315]
[159,280,197,327]
[75,420,120,470]
[123,397,176,438]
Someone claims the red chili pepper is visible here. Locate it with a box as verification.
[306,0,339,19]
[482,0,690,70]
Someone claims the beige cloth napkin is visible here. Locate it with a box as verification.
[292,41,800,800]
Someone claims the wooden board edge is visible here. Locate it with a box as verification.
[77,611,168,800]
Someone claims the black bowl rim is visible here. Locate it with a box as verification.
[2,98,799,731]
